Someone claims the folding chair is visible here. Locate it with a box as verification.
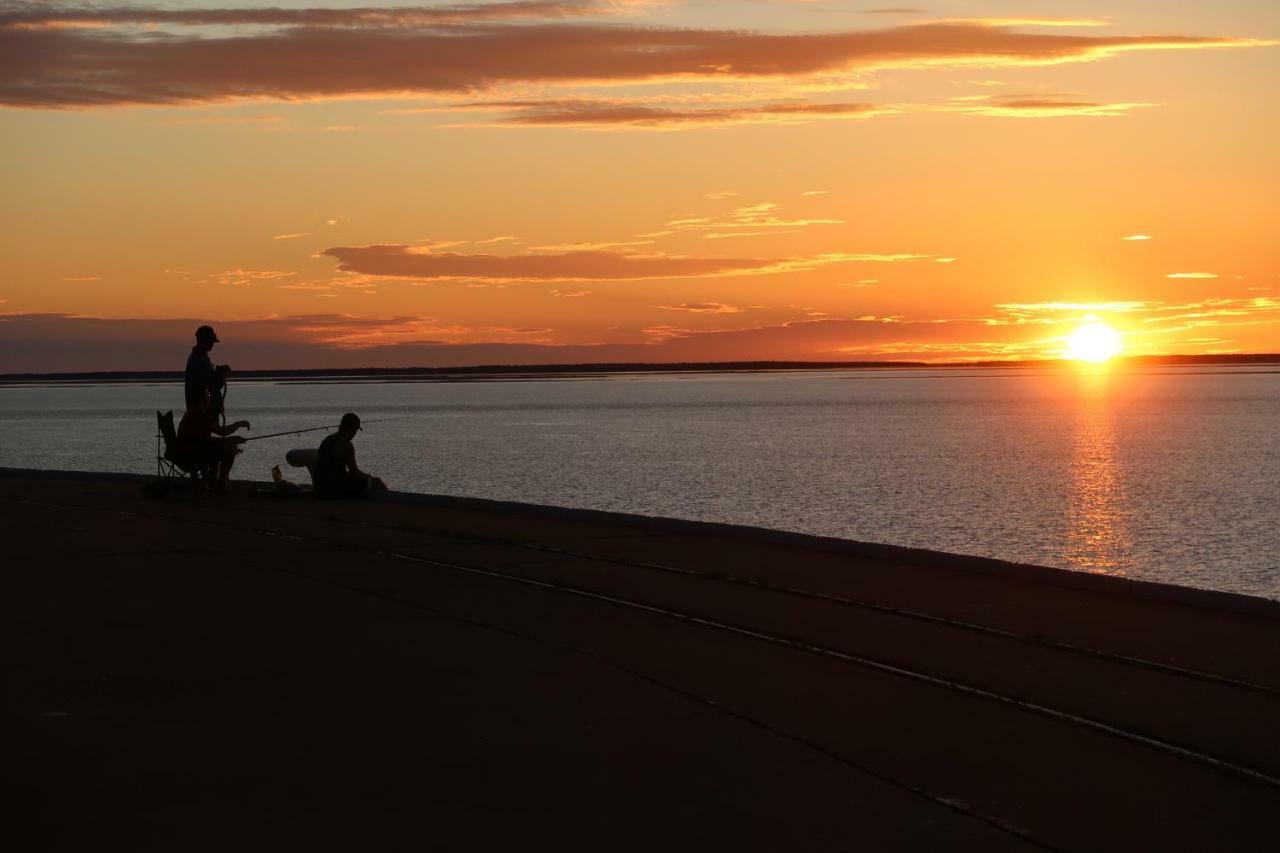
[151,410,203,495]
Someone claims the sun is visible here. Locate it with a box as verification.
[1066,321,1123,363]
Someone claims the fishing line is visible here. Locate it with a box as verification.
[240,415,407,443]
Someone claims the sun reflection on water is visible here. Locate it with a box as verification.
[1064,372,1136,575]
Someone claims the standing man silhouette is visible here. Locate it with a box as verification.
[185,324,219,411]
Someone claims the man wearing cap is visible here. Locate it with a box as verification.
[185,325,220,411]
[314,413,388,498]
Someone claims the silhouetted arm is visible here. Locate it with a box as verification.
[346,445,386,491]
[345,444,367,478]
[213,417,250,435]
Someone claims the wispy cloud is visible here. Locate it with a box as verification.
[0,3,634,31]
[1167,272,1219,279]
[988,298,1280,336]
[272,232,310,241]
[60,275,101,281]
[320,244,783,281]
[448,100,896,129]
[657,302,744,314]
[213,269,299,286]
[2,17,1268,109]
[530,239,655,251]
[1122,234,1152,241]
[922,18,1112,29]
[320,243,935,282]
[939,94,1153,118]
[669,201,843,238]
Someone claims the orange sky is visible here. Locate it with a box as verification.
[2,1,1277,371]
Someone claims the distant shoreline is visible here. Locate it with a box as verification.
[3,353,1278,385]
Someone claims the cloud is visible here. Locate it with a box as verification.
[1,18,1268,109]
[657,302,744,313]
[1122,234,1152,241]
[801,190,829,196]
[530,239,655,251]
[213,269,298,286]
[1135,298,1280,328]
[996,301,1152,315]
[669,201,843,237]
[320,243,935,282]
[60,275,101,281]
[0,3,628,31]
[272,232,310,240]
[703,230,802,240]
[818,251,933,262]
[278,314,473,347]
[6,300,1278,373]
[1167,272,1219,279]
[939,94,1153,118]
[987,298,1280,336]
[320,244,785,281]
[450,99,895,128]
[277,282,342,292]
[923,18,1111,29]
[0,312,474,370]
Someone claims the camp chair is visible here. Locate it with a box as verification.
[153,410,203,493]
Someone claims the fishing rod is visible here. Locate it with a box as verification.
[241,416,407,443]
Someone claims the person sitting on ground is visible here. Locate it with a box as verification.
[315,413,388,499]
[178,387,251,493]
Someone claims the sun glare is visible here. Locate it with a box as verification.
[1066,321,1123,363]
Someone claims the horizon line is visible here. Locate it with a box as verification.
[3,353,1278,383]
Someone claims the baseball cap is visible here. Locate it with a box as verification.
[340,412,362,431]
[195,324,220,342]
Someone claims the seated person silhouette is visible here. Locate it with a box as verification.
[314,413,388,499]
[179,387,250,493]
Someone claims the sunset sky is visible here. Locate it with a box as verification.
[2,0,1277,371]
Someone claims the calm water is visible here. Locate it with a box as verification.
[2,366,1277,599]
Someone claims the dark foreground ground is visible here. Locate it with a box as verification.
[3,469,1279,851]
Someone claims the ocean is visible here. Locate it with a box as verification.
[2,365,1277,599]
